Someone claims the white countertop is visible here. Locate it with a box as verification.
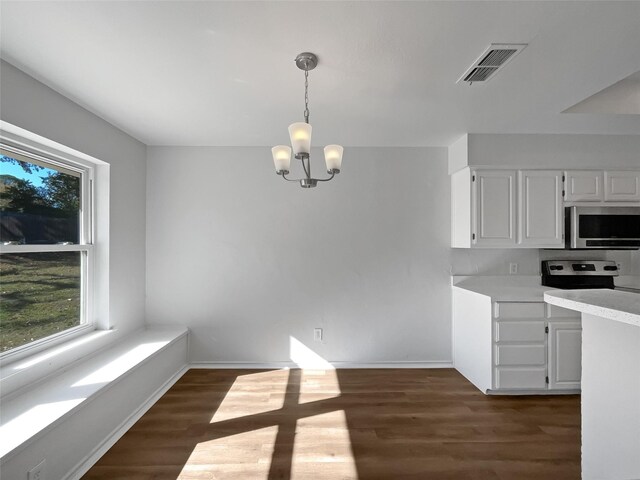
[544,289,640,328]
[452,275,557,302]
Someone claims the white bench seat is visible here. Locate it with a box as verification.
[0,327,188,479]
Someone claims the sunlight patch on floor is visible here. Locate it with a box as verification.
[298,368,341,404]
[179,425,279,479]
[292,410,358,478]
[209,370,289,423]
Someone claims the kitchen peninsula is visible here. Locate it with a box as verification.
[544,290,640,480]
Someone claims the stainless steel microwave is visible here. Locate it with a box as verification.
[565,206,640,249]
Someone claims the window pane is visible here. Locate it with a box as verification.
[0,252,81,352]
[0,154,80,244]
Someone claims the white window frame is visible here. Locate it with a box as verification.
[0,140,96,361]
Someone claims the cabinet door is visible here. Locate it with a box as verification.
[604,171,640,202]
[548,321,582,390]
[518,171,563,247]
[472,170,517,246]
[564,171,604,202]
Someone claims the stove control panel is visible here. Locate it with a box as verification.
[542,260,619,276]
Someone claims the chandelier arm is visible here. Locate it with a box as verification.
[315,172,336,182]
[281,172,302,182]
[301,156,311,179]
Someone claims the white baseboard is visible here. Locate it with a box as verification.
[189,361,454,369]
[64,364,189,480]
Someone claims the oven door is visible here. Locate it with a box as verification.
[567,206,640,249]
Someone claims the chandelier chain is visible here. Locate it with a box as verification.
[304,68,310,124]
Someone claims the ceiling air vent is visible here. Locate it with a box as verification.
[457,43,527,84]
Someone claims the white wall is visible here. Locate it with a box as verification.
[146,146,452,365]
[465,133,640,170]
[0,60,147,333]
[451,248,640,276]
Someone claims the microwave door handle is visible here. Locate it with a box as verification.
[572,207,579,249]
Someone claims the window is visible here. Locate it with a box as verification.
[0,143,94,357]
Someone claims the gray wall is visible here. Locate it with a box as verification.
[467,133,640,170]
[0,60,147,332]
[451,248,639,276]
[146,146,452,365]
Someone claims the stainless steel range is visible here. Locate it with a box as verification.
[541,260,619,289]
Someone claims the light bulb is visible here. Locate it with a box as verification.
[271,145,291,174]
[288,122,312,155]
[324,145,343,173]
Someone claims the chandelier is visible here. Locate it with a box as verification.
[271,52,343,188]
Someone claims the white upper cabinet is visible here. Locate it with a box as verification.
[604,171,640,202]
[518,171,564,247]
[451,168,563,248]
[564,170,604,202]
[451,167,639,248]
[473,170,517,247]
[564,170,640,203]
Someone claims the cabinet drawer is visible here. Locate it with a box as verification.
[495,367,547,390]
[546,304,581,319]
[495,321,546,342]
[495,302,544,319]
[495,345,546,366]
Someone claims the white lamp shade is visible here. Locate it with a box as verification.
[271,145,291,173]
[324,145,344,172]
[288,122,312,155]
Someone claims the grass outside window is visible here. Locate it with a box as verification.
[0,252,81,352]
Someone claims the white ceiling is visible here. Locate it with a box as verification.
[564,71,640,115]
[1,1,639,147]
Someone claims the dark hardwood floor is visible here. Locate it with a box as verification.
[83,369,580,479]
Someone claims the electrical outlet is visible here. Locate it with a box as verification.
[509,263,518,274]
[28,459,46,480]
[314,328,323,342]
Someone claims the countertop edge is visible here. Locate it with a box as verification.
[451,276,554,302]
[544,291,640,328]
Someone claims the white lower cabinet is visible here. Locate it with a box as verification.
[452,288,582,394]
[547,321,582,389]
[492,301,581,392]
[495,367,547,390]
[495,344,546,366]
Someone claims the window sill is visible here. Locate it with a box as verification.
[1,328,119,399]
[0,326,188,460]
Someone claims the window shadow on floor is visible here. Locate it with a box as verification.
[83,368,581,480]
